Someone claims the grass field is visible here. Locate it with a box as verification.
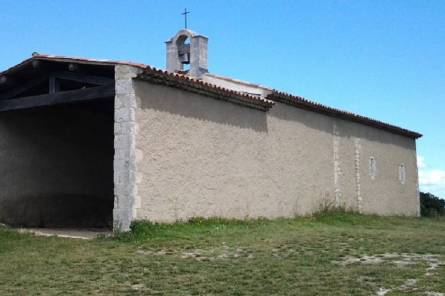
[0,213,444,295]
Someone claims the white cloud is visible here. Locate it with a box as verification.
[419,169,445,186]
[417,155,426,169]
[418,155,445,198]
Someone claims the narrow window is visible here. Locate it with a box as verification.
[369,157,377,179]
[399,164,406,185]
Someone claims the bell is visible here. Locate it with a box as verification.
[179,53,190,64]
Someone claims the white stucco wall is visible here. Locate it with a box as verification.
[131,80,419,222]
[334,119,419,215]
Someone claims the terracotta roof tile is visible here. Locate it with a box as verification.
[1,54,274,111]
[0,54,422,138]
[0,54,150,76]
[136,67,274,111]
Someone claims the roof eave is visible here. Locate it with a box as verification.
[136,67,275,112]
[0,55,424,139]
[268,91,422,140]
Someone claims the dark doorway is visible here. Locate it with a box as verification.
[0,99,114,228]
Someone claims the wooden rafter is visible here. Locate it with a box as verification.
[0,75,48,100]
[0,84,115,112]
[0,75,7,85]
[53,71,113,86]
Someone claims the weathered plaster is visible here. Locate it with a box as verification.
[132,80,419,223]
[336,119,418,216]
[354,138,363,213]
[333,122,342,206]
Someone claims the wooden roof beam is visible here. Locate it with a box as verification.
[0,75,48,100]
[0,84,115,112]
[0,75,7,85]
[53,71,113,86]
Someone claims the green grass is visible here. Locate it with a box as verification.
[0,214,444,295]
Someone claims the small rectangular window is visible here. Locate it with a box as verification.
[369,157,377,179]
[399,164,406,184]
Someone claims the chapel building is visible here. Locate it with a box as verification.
[0,29,422,231]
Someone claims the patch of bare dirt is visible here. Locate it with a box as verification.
[334,253,444,295]
[335,253,444,275]
[17,228,112,239]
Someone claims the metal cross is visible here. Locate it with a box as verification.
[182,8,191,29]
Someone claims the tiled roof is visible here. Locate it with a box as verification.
[0,54,148,75]
[136,67,274,111]
[204,73,273,91]
[0,54,421,138]
[1,54,274,111]
[267,91,422,139]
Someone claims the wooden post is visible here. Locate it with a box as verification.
[49,76,60,94]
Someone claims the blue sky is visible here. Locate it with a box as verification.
[1,0,444,197]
